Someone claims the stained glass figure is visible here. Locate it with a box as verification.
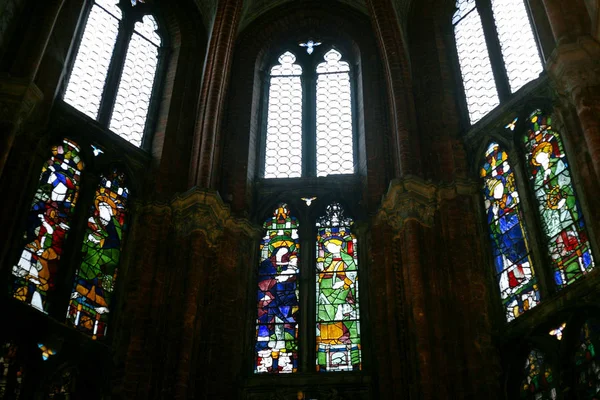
[255,204,300,373]
[12,139,84,312]
[316,49,354,177]
[453,0,500,123]
[109,15,161,147]
[523,110,595,288]
[264,52,303,179]
[63,0,121,119]
[549,322,566,341]
[315,203,361,372]
[521,349,557,399]
[575,319,600,399]
[490,0,543,93]
[480,142,538,321]
[47,369,76,399]
[67,169,129,340]
[0,343,24,400]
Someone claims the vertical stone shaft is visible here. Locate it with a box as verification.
[189,0,242,189]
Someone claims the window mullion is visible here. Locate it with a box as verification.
[477,0,511,102]
[299,217,312,372]
[97,17,135,127]
[304,69,317,178]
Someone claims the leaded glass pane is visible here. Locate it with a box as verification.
[523,110,595,288]
[109,15,160,147]
[453,0,476,24]
[67,169,129,340]
[480,142,538,321]
[491,0,543,93]
[315,203,361,372]
[12,139,84,312]
[316,50,354,177]
[63,3,120,120]
[0,342,24,400]
[264,52,303,179]
[575,319,600,399]
[521,349,557,399]
[255,204,300,374]
[453,3,500,124]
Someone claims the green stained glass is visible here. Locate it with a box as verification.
[575,319,600,398]
[66,168,129,340]
[521,349,557,399]
[315,202,361,372]
[523,110,595,288]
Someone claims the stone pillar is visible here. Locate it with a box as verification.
[543,0,600,182]
[189,0,243,189]
[365,0,421,178]
[372,177,501,399]
[0,0,64,177]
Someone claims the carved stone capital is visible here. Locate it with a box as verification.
[375,176,478,232]
[546,36,600,104]
[138,188,260,248]
[0,77,43,130]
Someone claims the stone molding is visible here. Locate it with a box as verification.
[375,175,478,232]
[0,77,43,129]
[137,188,260,247]
[546,36,600,101]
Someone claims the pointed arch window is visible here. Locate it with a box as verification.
[263,47,355,178]
[10,139,132,341]
[254,202,362,374]
[63,0,164,148]
[452,0,543,124]
[479,110,595,322]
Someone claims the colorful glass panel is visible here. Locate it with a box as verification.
[549,322,566,341]
[521,349,557,399]
[315,203,361,372]
[109,15,161,147]
[0,343,24,400]
[316,49,354,177]
[47,369,76,399]
[523,110,595,288]
[480,142,538,321]
[12,139,84,312]
[264,52,303,179]
[67,169,129,340]
[255,204,300,373]
[575,319,600,399]
[490,0,543,93]
[63,1,120,119]
[453,0,500,124]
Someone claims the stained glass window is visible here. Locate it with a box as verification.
[523,110,595,288]
[0,343,24,400]
[316,50,354,176]
[255,204,300,373]
[521,349,557,399]
[67,169,129,340]
[47,369,76,399]
[12,139,84,312]
[109,15,161,147]
[453,0,500,124]
[490,0,543,93]
[480,142,538,321]
[315,203,361,372]
[63,0,121,119]
[64,1,162,148]
[575,319,600,399]
[264,52,303,179]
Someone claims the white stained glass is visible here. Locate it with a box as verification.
[95,0,122,19]
[264,52,303,179]
[63,4,120,120]
[134,14,161,46]
[453,0,476,24]
[491,0,543,93]
[109,19,159,147]
[454,8,500,124]
[316,51,353,176]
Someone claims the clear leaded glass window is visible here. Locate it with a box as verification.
[64,0,163,148]
[453,0,543,124]
[263,47,355,178]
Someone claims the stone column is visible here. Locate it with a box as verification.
[544,0,600,182]
[189,0,243,189]
[0,0,64,177]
